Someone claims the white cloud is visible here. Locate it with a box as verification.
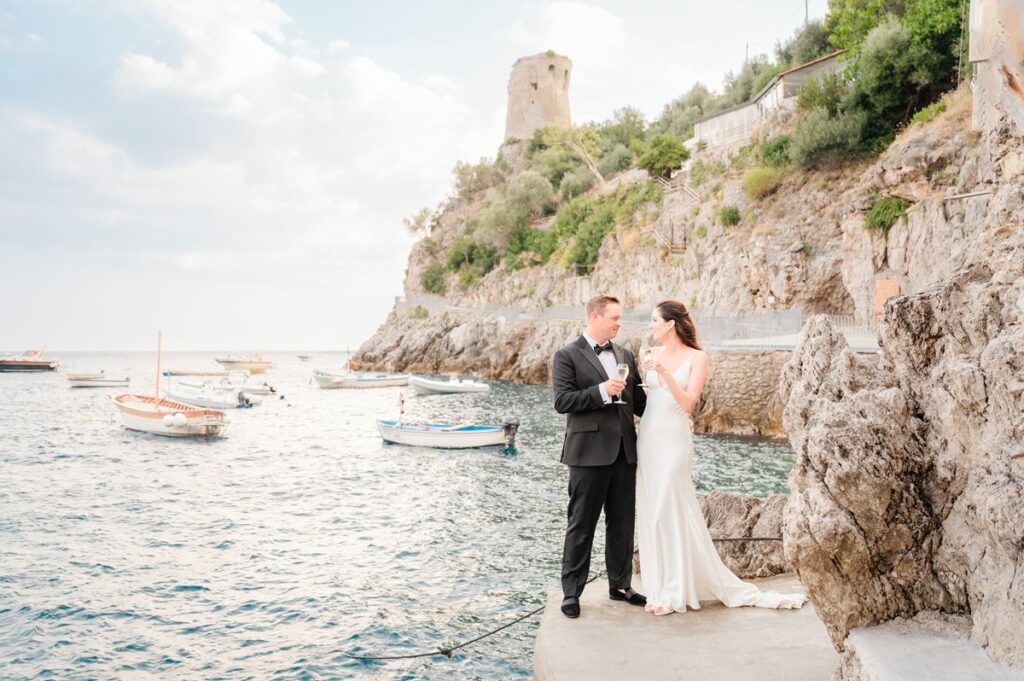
[1,0,500,349]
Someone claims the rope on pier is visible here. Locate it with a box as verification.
[343,535,784,662]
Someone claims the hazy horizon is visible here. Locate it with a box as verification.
[1,0,829,351]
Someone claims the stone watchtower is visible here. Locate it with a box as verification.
[504,52,572,141]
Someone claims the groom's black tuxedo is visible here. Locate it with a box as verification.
[553,335,647,599]
[553,336,646,465]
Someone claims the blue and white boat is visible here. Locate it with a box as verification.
[377,419,519,449]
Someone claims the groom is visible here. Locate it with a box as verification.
[552,294,647,618]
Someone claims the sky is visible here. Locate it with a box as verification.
[0,0,828,351]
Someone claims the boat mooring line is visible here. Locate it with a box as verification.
[344,536,784,662]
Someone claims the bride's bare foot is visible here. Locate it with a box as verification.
[645,604,674,616]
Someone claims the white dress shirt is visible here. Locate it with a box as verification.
[583,332,618,404]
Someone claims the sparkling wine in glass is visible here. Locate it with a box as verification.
[613,362,629,405]
[638,345,654,388]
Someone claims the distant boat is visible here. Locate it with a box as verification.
[112,394,228,438]
[410,375,490,395]
[237,377,276,395]
[297,354,313,362]
[112,331,228,438]
[313,369,409,389]
[165,378,258,410]
[214,354,273,374]
[0,349,59,372]
[67,371,130,388]
[376,419,519,449]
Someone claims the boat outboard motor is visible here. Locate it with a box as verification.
[502,418,520,448]
[238,392,255,409]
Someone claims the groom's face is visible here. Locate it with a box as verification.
[589,302,622,343]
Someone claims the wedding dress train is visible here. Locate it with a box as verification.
[636,355,807,613]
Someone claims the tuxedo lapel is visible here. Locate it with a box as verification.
[574,335,609,381]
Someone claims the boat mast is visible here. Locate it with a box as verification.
[154,330,162,406]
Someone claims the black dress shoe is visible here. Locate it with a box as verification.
[560,596,580,618]
[609,587,647,606]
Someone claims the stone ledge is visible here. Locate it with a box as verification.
[835,613,1024,681]
[533,573,835,681]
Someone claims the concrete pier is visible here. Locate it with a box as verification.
[533,573,837,680]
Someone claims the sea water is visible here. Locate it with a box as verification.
[0,351,795,679]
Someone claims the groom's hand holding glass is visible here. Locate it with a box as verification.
[603,376,626,402]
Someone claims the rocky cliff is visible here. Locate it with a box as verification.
[779,105,1024,669]
[354,89,991,440]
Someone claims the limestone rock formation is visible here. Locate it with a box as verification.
[779,135,1024,666]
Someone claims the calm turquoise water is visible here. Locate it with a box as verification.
[0,351,795,679]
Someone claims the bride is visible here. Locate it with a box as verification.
[636,300,807,616]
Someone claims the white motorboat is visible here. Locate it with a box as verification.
[214,354,273,374]
[0,349,59,372]
[67,371,130,388]
[111,394,228,438]
[297,354,313,362]
[376,419,519,449]
[313,369,409,389]
[410,375,490,395]
[166,377,258,409]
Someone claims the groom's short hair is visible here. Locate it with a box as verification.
[585,294,620,317]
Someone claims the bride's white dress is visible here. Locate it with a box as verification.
[636,355,806,613]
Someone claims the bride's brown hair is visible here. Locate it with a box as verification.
[656,300,702,350]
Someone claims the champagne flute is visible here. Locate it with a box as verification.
[612,362,630,405]
[638,344,654,388]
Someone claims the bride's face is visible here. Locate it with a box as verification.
[649,309,673,343]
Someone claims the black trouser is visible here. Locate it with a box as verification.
[561,441,635,598]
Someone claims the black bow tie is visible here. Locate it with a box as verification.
[593,342,613,354]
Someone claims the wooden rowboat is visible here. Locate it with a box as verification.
[111,394,228,438]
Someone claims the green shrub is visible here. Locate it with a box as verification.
[420,262,445,294]
[911,100,946,126]
[694,224,707,239]
[446,235,498,278]
[597,144,633,176]
[567,205,616,274]
[742,167,785,198]
[458,268,479,289]
[476,170,554,247]
[864,197,909,232]
[759,135,792,167]
[791,107,866,168]
[689,158,726,187]
[719,205,741,226]
[797,72,847,116]
[638,133,690,178]
[452,159,497,200]
[559,166,596,200]
[408,305,429,319]
[506,226,558,269]
[844,18,923,144]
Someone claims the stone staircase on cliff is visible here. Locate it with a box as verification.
[651,175,700,253]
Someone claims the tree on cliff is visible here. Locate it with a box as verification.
[638,133,690,178]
